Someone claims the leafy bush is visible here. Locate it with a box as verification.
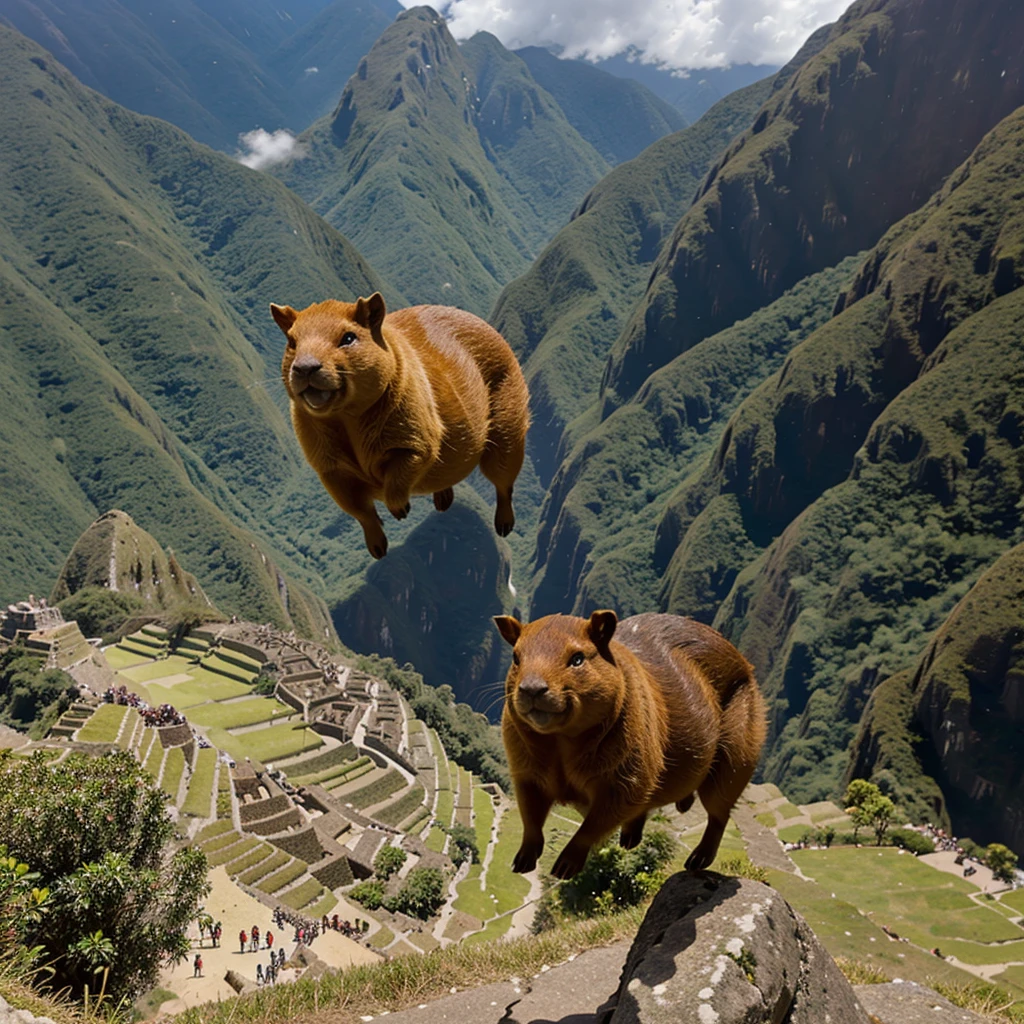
[548,830,677,922]
[349,880,386,910]
[383,867,447,920]
[888,828,935,855]
[446,823,480,867]
[0,644,77,737]
[57,586,145,640]
[985,843,1019,882]
[374,845,407,881]
[0,749,209,1003]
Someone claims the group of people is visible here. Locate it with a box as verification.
[103,683,187,727]
[198,919,223,947]
[923,824,983,877]
[255,952,286,987]
[272,905,324,945]
[322,913,368,939]
[239,924,275,953]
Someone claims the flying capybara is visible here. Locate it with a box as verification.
[494,610,767,879]
[271,294,529,558]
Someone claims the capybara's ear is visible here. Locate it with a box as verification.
[587,610,618,649]
[354,292,387,337]
[494,615,522,646]
[270,303,297,333]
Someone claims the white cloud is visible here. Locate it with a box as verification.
[411,0,852,69]
[235,128,306,171]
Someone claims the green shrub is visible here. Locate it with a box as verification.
[888,828,934,855]
[383,867,446,920]
[350,880,386,910]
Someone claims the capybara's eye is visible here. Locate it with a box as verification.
[568,651,584,667]
[339,332,357,346]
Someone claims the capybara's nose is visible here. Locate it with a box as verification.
[292,355,322,377]
[519,675,548,698]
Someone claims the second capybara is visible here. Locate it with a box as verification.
[494,610,767,879]
[271,293,529,558]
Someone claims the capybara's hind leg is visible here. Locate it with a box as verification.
[620,812,647,850]
[480,379,527,538]
[433,487,454,512]
[688,746,759,870]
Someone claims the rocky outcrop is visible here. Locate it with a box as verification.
[598,872,870,1023]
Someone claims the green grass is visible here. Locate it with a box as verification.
[755,811,777,829]
[224,844,273,876]
[75,704,128,744]
[791,848,1024,962]
[143,738,165,781]
[453,810,529,923]
[201,831,246,855]
[279,878,326,911]
[344,769,406,810]
[1000,889,1024,915]
[119,656,195,683]
[197,819,234,842]
[374,784,426,828]
[473,786,494,856]
[208,837,262,867]
[368,926,394,950]
[185,697,294,730]
[103,646,151,670]
[181,747,218,818]
[433,789,454,829]
[308,893,339,920]
[239,850,290,885]
[205,723,323,764]
[257,861,307,895]
[778,824,812,843]
[425,827,447,853]
[161,747,185,800]
[146,676,252,710]
[324,761,375,790]
[776,802,804,820]
[296,756,371,788]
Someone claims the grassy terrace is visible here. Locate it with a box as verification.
[205,722,322,764]
[119,655,195,682]
[279,878,327,911]
[208,837,261,867]
[143,737,165,781]
[181,747,218,817]
[146,674,251,708]
[75,703,129,743]
[161,747,185,800]
[791,848,1024,965]
[239,850,289,885]
[186,696,293,729]
[343,768,405,810]
[257,860,307,895]
[374,784,426,828]
[103,646,151,670]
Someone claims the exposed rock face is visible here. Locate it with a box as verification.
[855,981,991,1023]
[599,872,870,1023]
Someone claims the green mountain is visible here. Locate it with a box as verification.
[602,0,1024,405]
[268,0,400,125]
[489,30,830,484]
[0,23,388,639]
[51,509,211,610]
[514,46,688,165]
[848,540,1024,852]
[280,6,610,316]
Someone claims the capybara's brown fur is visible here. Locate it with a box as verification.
[494,610,767,879]
[271,293,529,558]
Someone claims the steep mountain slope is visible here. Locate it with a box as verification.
[490,28,829,485]
[280,6,609,316]
[0,0,298,150]
[51,510,211,609]
[514,46,687,165]
[268,0,400,125]
[603,0,1024,405]
[664,103,1024,800]
[847,542,1024,852]
[0,24,385,637]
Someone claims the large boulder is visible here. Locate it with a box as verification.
[599,872,871,1023]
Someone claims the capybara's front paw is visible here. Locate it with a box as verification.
[512,840,543,874]
[388,500,411,520]
[363,524,389,560]
[620,816,646,850]
[433,487,454,512]
[552,842,589,880]
[685,840,717,872]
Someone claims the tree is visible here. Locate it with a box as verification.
[383,867,446,920]
[446,823,479,866]
[349,880,386,910]
[844,779,884,843]
[868,794,896,846]
[374,844,408,880]
[0,749,209,1003]
[985,843,1019,883]
[844,778,878,809]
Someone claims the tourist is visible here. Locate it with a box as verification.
[239,929,247,954]
[213,923,222,948]
[193,954,203,978]
[256,964,264,986]
[266,930,273,950]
